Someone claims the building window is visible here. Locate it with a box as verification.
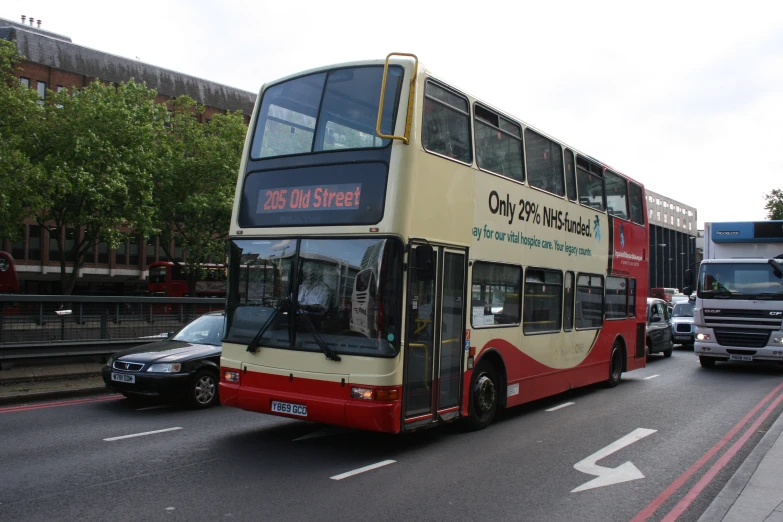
[64,228,78,262]
[575,274,603,329]
[57,85,65,93]
[523,268,563,334]
[49,229,60,261]
[563,271,575,331]
[116,240,127,265]
[605,276,628,320]
[37,81,46,99]
[129,236,140,266]
[474,104,524,182]
[28,225,41,261]
[471,262,522,327]
[20,77,30,88]
[84,238,95,263]
[11,225,25,260]
[173,237,185,262]
[146,236,158,266]
[98,240,109,264]
[422,80,472,164]
[525,129,564,196]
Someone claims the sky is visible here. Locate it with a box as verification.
[3,0,782,229]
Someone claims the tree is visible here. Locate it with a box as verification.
[24,79,170,294]
[154,96,246,295]
[764,189,783,220]
[0,40,43,242]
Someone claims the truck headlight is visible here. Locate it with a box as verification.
[773,337,783,345]
[696,333,711,341]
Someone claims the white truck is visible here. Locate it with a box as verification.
[686,221,783,368]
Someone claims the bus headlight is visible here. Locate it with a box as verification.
[147,363,182,373]
[223,371,240,382]
[351,387,373,400]
[696,333,711,341]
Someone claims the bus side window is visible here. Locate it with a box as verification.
[474,104,524,182]
[525,129,564,197]
[422,80,472,164]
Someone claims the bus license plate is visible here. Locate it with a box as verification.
[729,355,753,362]
[271,401,307,417]
[111,373,135,383]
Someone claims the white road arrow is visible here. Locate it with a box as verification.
[572,428,657,492]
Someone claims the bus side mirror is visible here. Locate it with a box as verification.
[412,245,434,281]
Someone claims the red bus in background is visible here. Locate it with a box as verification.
[147,261,227,298]
[0,251,19,294]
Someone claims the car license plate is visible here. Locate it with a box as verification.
[675,335,691,340]
[271,401,307,417]
[111,372,135,383]
[729,355,753,362]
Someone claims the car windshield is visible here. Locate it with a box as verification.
[171,315,224,346]
[225,237,404,357]
[672,302,694,317]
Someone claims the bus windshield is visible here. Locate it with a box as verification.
[249,65,404,160]
[225,237,403,357]
[698,263,783,298]
[149,265,167,284]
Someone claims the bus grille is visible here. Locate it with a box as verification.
[713,329,771,348]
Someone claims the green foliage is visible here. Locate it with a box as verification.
[0,40,43,241]
[764,189,783,220]
[154,96,247,294]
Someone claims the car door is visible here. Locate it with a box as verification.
[648,301,666,352]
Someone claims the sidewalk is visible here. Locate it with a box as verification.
[699,409,783,522]
[0,361,115,405]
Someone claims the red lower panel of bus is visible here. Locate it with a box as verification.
[219,370,402,434]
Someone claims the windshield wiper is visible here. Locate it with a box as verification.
[246,296,292,353]
[752,292,783,300]
[702,290,733,299]
[768,259,783,278]
[297,305,341,362]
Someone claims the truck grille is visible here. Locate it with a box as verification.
[703,309,783,329]
[675,323,692,333]
[713,329,771,348]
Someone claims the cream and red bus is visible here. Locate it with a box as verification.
[219,54,649,433]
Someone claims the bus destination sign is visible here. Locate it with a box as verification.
[257,183,362,214]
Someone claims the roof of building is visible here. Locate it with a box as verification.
[0,19,256,115]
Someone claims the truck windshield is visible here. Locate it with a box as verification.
[698,263,783,298]
[224,237,403,357]
[249,65,404,160]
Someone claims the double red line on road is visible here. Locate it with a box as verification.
[631,381,783,521]
[0,394,121,414]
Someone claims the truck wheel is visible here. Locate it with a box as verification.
[699,356,716,369]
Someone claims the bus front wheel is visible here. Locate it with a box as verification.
[466,360,499,431]
[605,343,623,388]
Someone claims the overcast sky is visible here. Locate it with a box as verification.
[3,0,782,229]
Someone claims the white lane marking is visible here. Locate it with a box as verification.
[546,402,575,412]
[330,460,396,480]
[644,375,660,380]
[103,427,183,441]
[136,404,175,411]
[293,426,352,441]
[572,428,657,492]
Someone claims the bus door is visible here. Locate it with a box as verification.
[403,245,467,427]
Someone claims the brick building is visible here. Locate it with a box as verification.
[0,17,256,294]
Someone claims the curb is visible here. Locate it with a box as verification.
[698,409,783,521]
[0,384,117,406]
[0,371,103,386]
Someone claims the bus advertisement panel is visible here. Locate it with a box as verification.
[219,55,648,434]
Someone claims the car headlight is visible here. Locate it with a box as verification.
[106,357,114,367]
[147,363,182,373]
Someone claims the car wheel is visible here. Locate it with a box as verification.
[699,356,716,369]
[646,339,653,360]
[465,360,500,431]
[188,369,219,409]
[663,340,673,358]
[605,342,623,388]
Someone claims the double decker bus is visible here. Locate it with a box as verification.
[219,54,649,433]
[148,261,227,298]
[0,251,19,294]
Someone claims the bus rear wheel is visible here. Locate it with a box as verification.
[466,360,499,431]
[605,343,623,388]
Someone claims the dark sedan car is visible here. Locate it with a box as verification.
[102,312,224,408]
[646,297,674,358]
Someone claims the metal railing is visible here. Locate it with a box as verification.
[0,296,224,362]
